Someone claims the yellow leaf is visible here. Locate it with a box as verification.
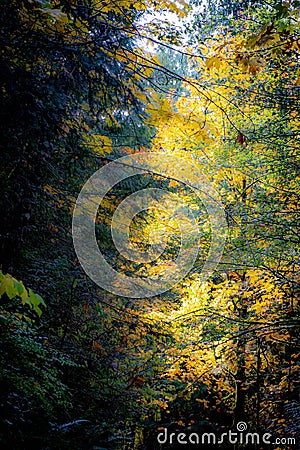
[206,56,222,70]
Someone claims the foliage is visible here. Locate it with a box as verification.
[0,273,74,448]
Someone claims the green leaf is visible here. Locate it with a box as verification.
[26,288,46,317]
[13,279,28,301]
[0,274,16,299]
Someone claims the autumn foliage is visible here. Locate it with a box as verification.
[1,0,300,449]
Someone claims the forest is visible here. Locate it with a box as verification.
[0,0,300,448]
